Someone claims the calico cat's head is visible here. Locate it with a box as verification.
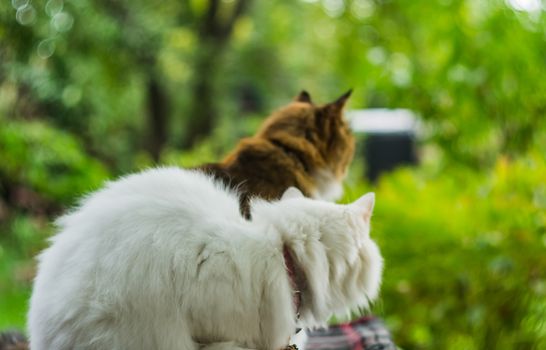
[257,90,355,185]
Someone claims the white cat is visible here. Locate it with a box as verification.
[28,167,383,350]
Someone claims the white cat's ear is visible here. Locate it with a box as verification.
[281,187,304,200]
[352,192,375,221]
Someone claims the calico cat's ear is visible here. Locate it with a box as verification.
[327,89,353,111]
[281,187,304,200]
[294,90,313,104]
[352,192,375,221]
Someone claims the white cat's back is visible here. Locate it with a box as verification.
[28,167,244,349]
[28,167,383,350]
[59,167,242,228]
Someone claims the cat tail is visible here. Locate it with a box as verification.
[0,330,29,350]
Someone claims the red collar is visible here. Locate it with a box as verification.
[283,245,302,318]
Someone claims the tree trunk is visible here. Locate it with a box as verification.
[183,44,222,148]
[146,75,169,162]
[182,0,251,149]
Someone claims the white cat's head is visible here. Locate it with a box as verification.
[253,188,383,327]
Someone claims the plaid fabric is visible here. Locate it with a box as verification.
[0,319,396,350]
[305,317,396,350]
[0,330,28,350]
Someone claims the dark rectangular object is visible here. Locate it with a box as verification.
[364,132,418,182]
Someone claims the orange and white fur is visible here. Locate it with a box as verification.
[28,168,382,350]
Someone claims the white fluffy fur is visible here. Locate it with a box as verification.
[311,169,344,201]
[28,167,383,350]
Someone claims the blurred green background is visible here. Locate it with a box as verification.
[1,0,545,349]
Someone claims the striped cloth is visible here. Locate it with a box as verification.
[305,317,396,350]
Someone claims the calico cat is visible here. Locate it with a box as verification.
[28,168,383,350]
[199,90,355,217]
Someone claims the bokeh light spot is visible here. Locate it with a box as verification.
[16,4,36,25]
[37,39,56,59]
[62,86,82,107]
[52,12,74,32]
[46,0,64,17]
[507,0,543,12]
[11,0,29,10]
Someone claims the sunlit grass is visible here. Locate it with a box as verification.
[0,248,32,330]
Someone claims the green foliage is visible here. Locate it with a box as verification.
[0,214,51,329]
[0,120,109,205]
[365,153,546,349]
